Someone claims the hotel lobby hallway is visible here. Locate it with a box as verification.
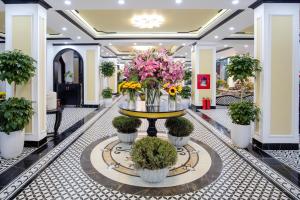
[0,97,298,200]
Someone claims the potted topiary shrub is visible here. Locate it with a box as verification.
[112,116,142,143]
[226,54,261,148]
[0,98,34,159]
[0,50,35,159]
[131,137,177,183]
[180,86,191,108]
[165,117,194,147]
[102,88,113,107]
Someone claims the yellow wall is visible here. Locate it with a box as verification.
[86,50,96,101]
[270,16,293,135]
[39,17,46,131]
[108,72,116,92]
[12,15,33,133]
[198,49,213,104]
[255,17,262,134]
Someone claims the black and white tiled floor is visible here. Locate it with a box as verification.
[265,150,300,173]
[3,100,297,199]
[0,107,96,177]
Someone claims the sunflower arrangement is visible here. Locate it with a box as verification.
[0,91,5,100]
[120,81,142,101]
[163,83,182,101]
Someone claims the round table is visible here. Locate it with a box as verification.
[119,101,187,137]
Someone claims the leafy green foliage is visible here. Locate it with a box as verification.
[180,86,191,99]
[131,137,177,170]
[226,54,261,83]
[102,88,112,98]
[0,50,36,85]
[0,97,34,134]
[100,61,115,77]
[183,70,192,81]
[112,116,142,133]
[64,71,73,79]
[165,117,194,137]
[228,101,260,125]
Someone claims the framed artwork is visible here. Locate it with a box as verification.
[197,74,210,89]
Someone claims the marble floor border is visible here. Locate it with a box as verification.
[188,109,300,199]
[0,96,122,200]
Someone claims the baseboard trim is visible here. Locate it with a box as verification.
[252,138,299,150]
[81,104,99,108]
[24,137,47,148]
[191,104,216,110]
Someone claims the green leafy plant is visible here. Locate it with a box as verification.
[0,97,34,134]
[0,50,36,95]
[183,70,192,81]
[102,88,112,99]
[131,137,177,170]
[64,71,73,80]
[100,61,115,77]
[228,101,260,125]
[165,117,194,137]
[112,116,142,133]
[180,86,191,99]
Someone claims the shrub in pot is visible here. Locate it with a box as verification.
[102,88,113,107]
[180,86,191,108]
[112,116,142,143]
[131,137,177,183]
[165,117,194,147]
[0,98,34,159]
[0,50,35,159]
[228,101,260,148]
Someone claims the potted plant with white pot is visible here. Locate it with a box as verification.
[131,137,177,183]
[102,88,113,107]
[112,116,142,143]
[180,86,191,108]
[0,50,35,159]
[100,61,115,107]
[165,117,194,147]
[226,54,261,148]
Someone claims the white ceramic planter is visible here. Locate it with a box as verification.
[138,168,169,183]
[181,98,190,109]
[231,123,251,148]
[117,132,138,143]
[168,134,190,147]
[0,130,24,159]
[103,98,113,107]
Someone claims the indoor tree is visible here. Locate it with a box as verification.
[100,61,116,107]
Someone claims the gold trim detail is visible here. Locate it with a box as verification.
[119,109,186,119]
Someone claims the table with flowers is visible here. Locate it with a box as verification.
[118,48,188,136]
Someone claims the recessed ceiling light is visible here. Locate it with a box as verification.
[214,35,219,39]
[133,43,137,45]
[232,0,239,5]
[229,27,235,31]
[131,14,164,29]
[106,53,109,55]
[62,27,67,31]
[109,43,112,46]
[118,0,125,5]
[185,52,188,55]
[175,0,182,4]
[64,0,71,5]
[224,44,228,48]
[76,36,81,40]
[159,43,163,46]
[244,44,249,48]
[182,43,186,46]
[64,42,68,44]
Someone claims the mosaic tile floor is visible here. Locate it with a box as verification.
[265,150,300,173]
[2,100,297,199]
[200,108,232,130]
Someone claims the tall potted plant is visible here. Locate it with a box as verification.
[100,61,115,107]
[180,86,191,108]
[131,137,177,183]
[226,54,261,148]
[0,50,35,158]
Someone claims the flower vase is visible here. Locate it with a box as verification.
[145,87,160,107]
[128,92,137,110]
[169,96,177,110]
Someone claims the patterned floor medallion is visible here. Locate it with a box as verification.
[81,133,222,196]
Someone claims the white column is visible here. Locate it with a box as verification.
[253,3,299,148]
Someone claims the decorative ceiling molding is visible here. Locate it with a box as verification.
[249,0,300,9]
[1,0,52,9]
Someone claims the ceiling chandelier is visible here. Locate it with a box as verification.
[131,14,164,29]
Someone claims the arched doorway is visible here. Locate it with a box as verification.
[53,49,84,106]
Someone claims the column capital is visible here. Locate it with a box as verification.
[1,0,52,9]
[249,0,300,9]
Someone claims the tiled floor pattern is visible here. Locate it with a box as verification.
[200,108,232,130]
[47,107,96,133]
[265,150,300,173]
[13,102,294,199]
[0,107,96,177]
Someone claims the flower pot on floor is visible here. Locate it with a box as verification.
[168,134,190,147]
[231,123,251,148]
[137,168,169,183]
[103,98,112,107]
[0,130,24,159]
[117,132,138,143]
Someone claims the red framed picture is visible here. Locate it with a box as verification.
[197,74,210,89]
